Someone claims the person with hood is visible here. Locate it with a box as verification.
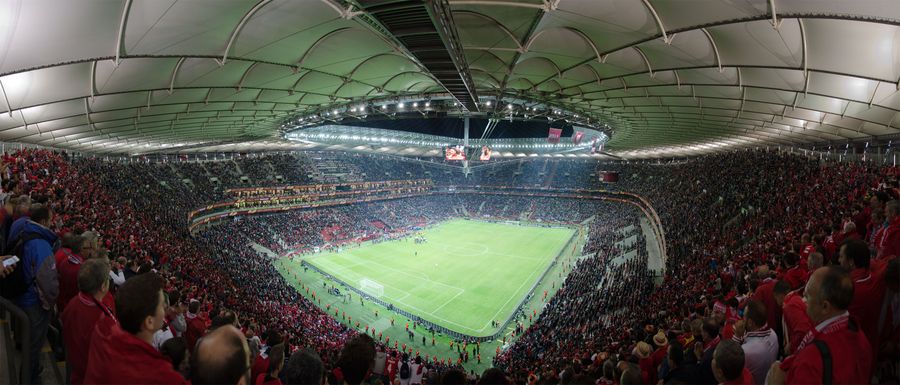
[12,203,59,384]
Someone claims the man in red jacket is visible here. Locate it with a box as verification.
[61,258,114,385]
[185,299,208,349]
[877,200,900,259]
[751,276,782,342]
[767,267,872,385]
[839,238,887,359]
[55,233,83,311]
[780,252,807,291]
[774,281,812,355]
[83,272,189,384]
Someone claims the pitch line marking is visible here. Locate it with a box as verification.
[478,261,544,332]
[431,287,466,314]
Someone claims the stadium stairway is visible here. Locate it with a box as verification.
[543,161,559,187]
[641,217,664,282]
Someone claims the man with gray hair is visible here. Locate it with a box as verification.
[61,258,115,385]
[80,231,100,259]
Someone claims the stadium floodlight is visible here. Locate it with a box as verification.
[507,104,513,110]
[425,102,430,107]
[382,105,388,110]
[485,101,492,106]
[398,102,405,108]
[412,102,418,107]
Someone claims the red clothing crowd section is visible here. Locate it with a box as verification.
[1,149,898,385]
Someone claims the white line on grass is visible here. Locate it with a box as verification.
[478,263,543,332]
[430,287,466,314]
[363,259,466,294]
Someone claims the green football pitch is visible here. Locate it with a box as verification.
[302,219,576,336]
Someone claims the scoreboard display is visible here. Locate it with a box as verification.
[444,145,466,160]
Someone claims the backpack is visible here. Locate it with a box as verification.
[0,232,43,300]
[399,361,410,380]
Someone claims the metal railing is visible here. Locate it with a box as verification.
[0,297,30,385]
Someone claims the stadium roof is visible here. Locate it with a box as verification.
[0,0,898,158]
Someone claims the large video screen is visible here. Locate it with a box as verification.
[478,145,492,161]
[444,145,466,160]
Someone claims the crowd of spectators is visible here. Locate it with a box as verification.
[1,147,898,385]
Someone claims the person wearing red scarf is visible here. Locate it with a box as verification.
[83,273,189,384]
[61,259,115,385]
[839,239,887,359]
[767,267,872,385]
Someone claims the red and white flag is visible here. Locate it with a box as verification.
[572,131,584,145]
[547,127,562,143]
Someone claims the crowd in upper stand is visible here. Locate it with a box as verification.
[0,148,897,385]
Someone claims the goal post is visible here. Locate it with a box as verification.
[360,278,384,298]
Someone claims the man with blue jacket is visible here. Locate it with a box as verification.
[13,203,59,384]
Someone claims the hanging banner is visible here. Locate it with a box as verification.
[547,127,562,143]
[573,131,584,145]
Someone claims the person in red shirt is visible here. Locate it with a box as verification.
[712,340,754,385]
[780,252,807,291]
[839,238,887,359]
[751,277,782,341]
[185,299,208,349]
[55,233,82,311]
[252,330,284,383]
[191,324,252,385]
[61,258,114,385]
[877,200,900,259]
[805,252,824,285]
[841,221,862,243]
[385,350,399,383]
[255,345,285,385]
[868,209,888,249]
[773,281,812,355]
[713,301,736,340]
[83,272,189,384]
[767,267,873,385]
[650,331,669,376]
[798,234,815,262]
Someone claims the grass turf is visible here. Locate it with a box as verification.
[302,219,576,336]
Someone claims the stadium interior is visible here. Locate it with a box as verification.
[0,1,898,385]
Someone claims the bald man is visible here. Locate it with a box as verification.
[192,325,252,385]
[767,266,872,385]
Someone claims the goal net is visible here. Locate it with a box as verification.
[360,278,384,298]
